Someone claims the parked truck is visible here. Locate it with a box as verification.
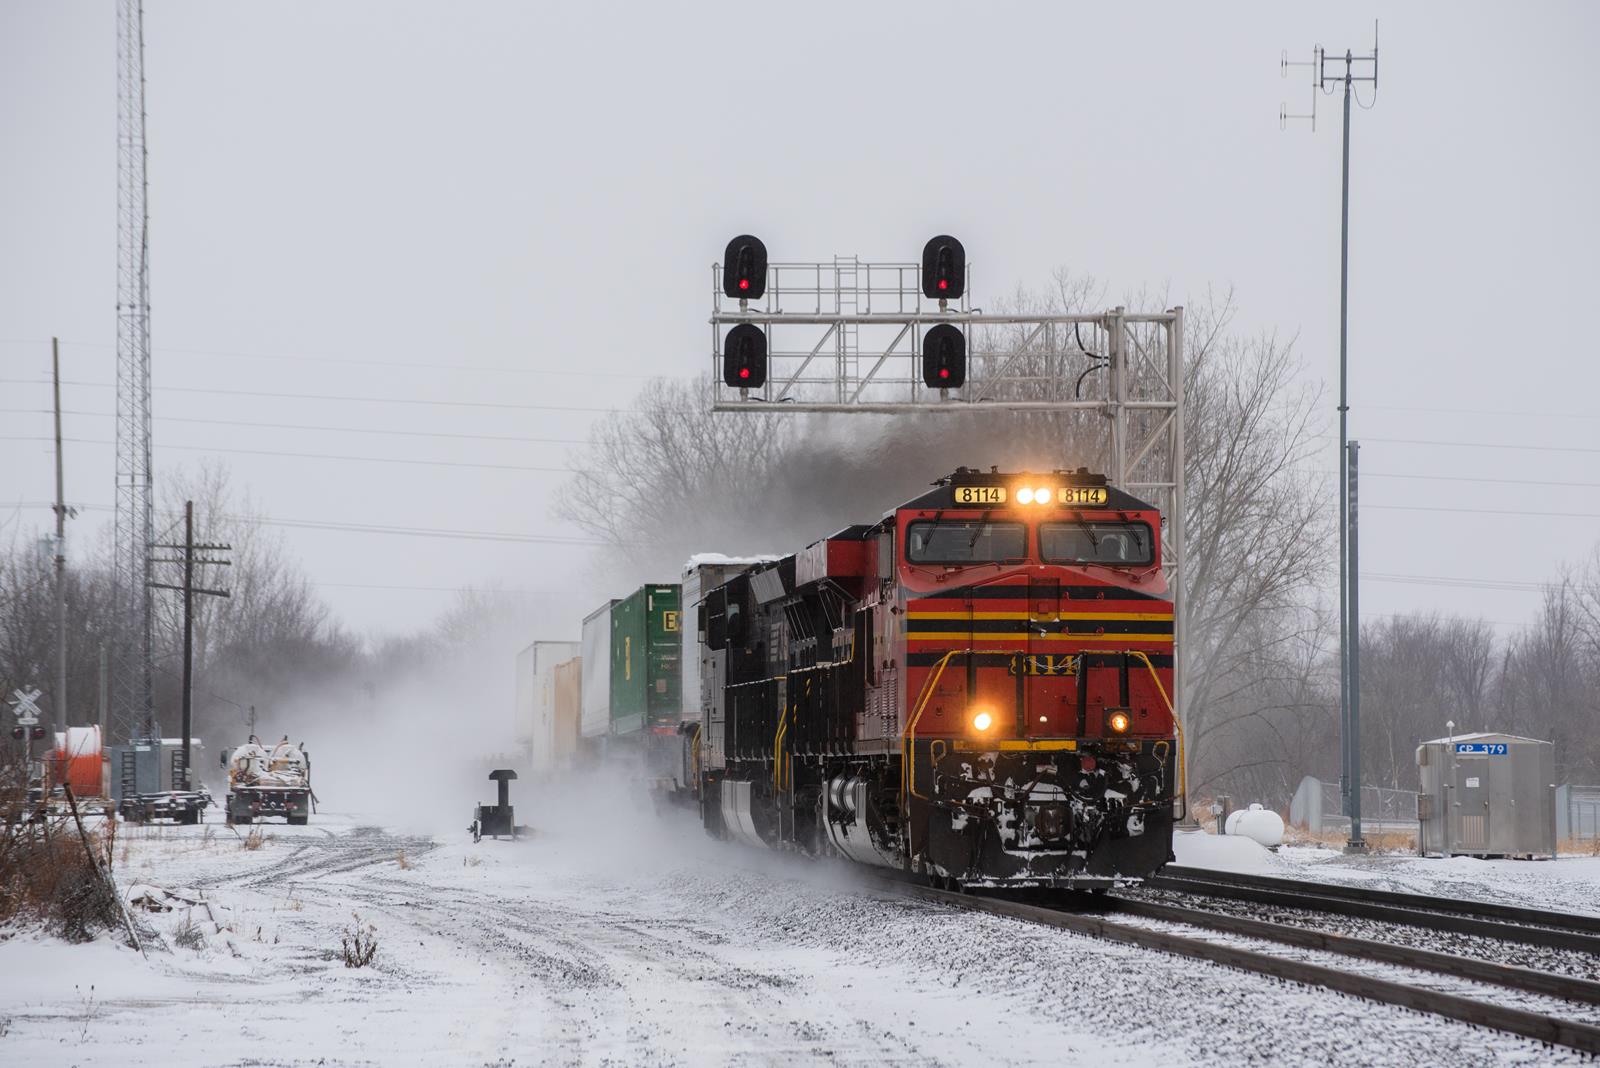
[222,735,312,825]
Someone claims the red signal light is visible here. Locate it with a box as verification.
[739,278,749,291]
[938,278,948,291]
[938,368,950,379]
[739,367,750,380]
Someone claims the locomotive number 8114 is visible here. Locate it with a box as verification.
[684,467,1183,890]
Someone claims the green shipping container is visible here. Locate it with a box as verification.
[609,584,682,736]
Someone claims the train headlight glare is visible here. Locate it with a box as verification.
[1108,711,1131,734]
[972,710,994,732]
[1016,487,1035,504]
[1035,487,1051,503]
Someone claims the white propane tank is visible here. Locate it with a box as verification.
[266,739,308,787]
[1224,803,1286,848]
[229,742,269,786]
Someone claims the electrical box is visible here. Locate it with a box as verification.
[1415,732,1555,859]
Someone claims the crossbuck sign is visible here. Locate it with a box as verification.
[8,687,42,727]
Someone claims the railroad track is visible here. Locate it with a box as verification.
[876,877,1600,1056]
[1150,865,1600,954]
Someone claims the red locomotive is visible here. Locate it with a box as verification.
[689,467,1182,889]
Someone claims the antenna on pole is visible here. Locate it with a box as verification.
[114,0,156,743]
[1281,21,1378,855]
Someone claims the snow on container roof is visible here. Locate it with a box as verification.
[1420,731,1549,746]
[682,552,783,571]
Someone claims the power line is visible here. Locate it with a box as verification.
[8,501,605,547]
[0,377,630,415]
[0,408,595,446]
[1312,433,1600,456]
[1363,572,1569,594]
[0,336,675,382]
[1364,403,1600,422]
[311,581,574,596]
[1366,504,1600,520]
[1348,471,1600,491]
[0,435,583,475]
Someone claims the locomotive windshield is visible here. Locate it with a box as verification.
[906,520,1026,564]
[1040,521,1154,566]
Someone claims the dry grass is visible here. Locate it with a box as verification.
[1,771,124,943]
[340,913,378,968]
[1559,836,1600,857]
[1281,825,1418,854]
[241,828,266,851]
[172,911,206,950]
[395,849,412,870]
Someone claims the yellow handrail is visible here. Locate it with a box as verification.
[772,703,792,793]
[1123,649,1186,812]
[691,722,703,782]
[899,649,963,807]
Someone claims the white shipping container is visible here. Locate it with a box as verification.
[680,555,775,724]
[528,641,580,773]
[581,601,617,738]
[514,644,537,745]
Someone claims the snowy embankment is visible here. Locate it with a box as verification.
[1174,828,1600,918]
[0,803,1592,1066]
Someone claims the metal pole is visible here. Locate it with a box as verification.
[1336,55,1359,845]
[1347,439,1365,850]
[97,645,109,739]
[53,338,68,743]
[181,499,194,789]
[1170,306,1188,820]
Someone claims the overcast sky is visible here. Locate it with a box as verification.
[2,1,1596,640]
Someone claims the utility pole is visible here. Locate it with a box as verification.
[52,337,72,742]
[1282,27,1378,854]
[149,501,230,790]
[1348,439,1362,845]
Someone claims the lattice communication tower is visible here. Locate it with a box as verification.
[114,0,156,741]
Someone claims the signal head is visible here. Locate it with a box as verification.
[921,235,966,300]
[723,323,768,388]
[922,323,967,389]
[723,235,768,300]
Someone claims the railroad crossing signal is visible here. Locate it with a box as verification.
[722,235,768,300]
[723,323,768,388]
[8,687,42,727]
[921,235,965,300]
[921,324,966,388]
[9,687,45,741]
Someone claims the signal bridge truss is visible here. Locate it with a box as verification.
[708,256,1188,717]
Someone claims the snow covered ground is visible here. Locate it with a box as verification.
[0,803,1594,1067]
[1173,828,1600,917]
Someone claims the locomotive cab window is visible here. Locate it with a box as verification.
[1040,521,1154,566]
[905,520,1026,564]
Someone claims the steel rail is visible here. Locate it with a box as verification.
[1149,871,1600,955]
[1108,896,1600,1007]
[880,879,1600,1056]
[1161,865,1600,936]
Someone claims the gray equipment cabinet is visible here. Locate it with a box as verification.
[1416,732,1556,858]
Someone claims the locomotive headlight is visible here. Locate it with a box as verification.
[971,710,994,732]
[1108,711,1131,735]
[1016,487,1036,504]
[1034,486,1052,503]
